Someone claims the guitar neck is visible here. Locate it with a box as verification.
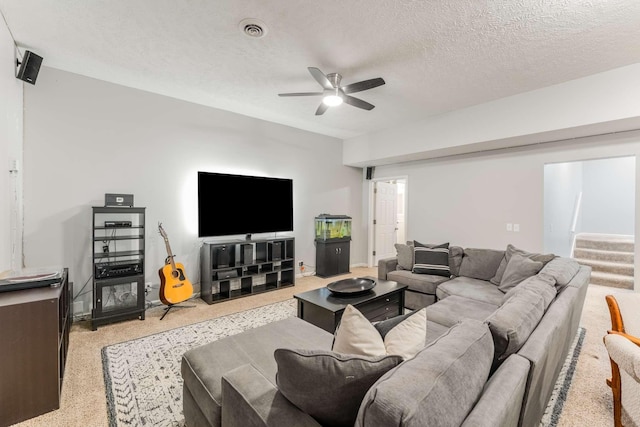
[164,237,177,271]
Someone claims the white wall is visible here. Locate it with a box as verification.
[0,18,23,273]
[371,131,640,259]
[581,156,635,235]
[22,67,363,314]
[543,161,583,257]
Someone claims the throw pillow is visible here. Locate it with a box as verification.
[498,254,544,293]
[333,304,427,360]
[490,244,555,285]
[373,310,419,338]
[458,248,505,280]
[486,287,549,365]
[539,257,581,292]
[274,348,403,427]
[502,273,556,306]
[413,240,436,248]
[394,243,414,270]
[412,242,450,277]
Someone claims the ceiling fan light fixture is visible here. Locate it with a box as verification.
[322,94,343,106]
[323,88,343,106]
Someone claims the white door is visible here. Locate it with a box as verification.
[374,181,398,264]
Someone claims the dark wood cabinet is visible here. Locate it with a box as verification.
[316,240,350,278]
[0,269,70,427]
[200,238,295,304]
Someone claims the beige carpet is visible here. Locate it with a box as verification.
[13,267,623,426]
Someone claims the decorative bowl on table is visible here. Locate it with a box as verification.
[326,277,376,296]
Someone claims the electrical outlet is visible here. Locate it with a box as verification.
[506,223,513,231]
[145,282,152,295]
[513,224,520,232]
[299,261,304,267]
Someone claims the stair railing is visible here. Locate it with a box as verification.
[569,191,583,258]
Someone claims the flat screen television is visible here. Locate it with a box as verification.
[198,171,293,238]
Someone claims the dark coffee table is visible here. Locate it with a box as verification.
[293,277,407,333]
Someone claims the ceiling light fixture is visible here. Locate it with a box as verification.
[322,93,343,107]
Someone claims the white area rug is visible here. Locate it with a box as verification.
[102,300,585,427]
[540,326,586,426]
[102,299,296,426]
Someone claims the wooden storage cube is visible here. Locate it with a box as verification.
[256,242,268,262]
[241,278,252,295]
[266,272,278,290]
[285,239,294,259]
[268,241,283,261]
[200,238,295,304]
[280,269,294,286]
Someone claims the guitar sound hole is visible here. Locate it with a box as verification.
[171,270,179,279]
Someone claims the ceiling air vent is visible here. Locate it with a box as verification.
[239,18,268,39]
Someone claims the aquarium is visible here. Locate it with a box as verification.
[315,214,352,241]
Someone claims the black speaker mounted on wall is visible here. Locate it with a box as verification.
[366,166,375,180]
[16,50,43,85]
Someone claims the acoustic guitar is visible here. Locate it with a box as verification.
[158,223,194,305]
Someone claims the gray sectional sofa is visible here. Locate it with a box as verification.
[181,244,590,427]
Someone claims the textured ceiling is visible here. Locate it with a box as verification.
[1,0,640,139]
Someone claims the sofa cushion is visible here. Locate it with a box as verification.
[449,246,464,277]
[425,295,499,328]
[394,243,414,270]
[412,242,450,277]
[498,254,544,292]
[275,349,403,427]
[539,256,581,292]
[490,244,555,285]
[333,304,427,359]
[355,320,494,427]
[436,276,505,306]
[502,273,557,307]
[181,317,333,427]
[458,248,505,280]
[387,269,449,295]
[485,282,555,364]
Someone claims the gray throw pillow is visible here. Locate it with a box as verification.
[502,273,556,307]
[486,287,549,365]
[412,242,450,277]
[394,243,414,270]
[458,248,505,280]
[539,257,581,292]
[490,244,555,285]
[498,254,543,293]
[274,349,403,427]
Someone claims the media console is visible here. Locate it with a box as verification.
[200,237,295,304]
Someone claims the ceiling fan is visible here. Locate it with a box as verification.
[278,67,385,116]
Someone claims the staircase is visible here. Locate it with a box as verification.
[573,233,635,289]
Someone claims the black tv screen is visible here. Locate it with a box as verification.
[197,171,293,237]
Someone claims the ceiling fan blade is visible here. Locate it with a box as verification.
[278,92,323,97]
[308,67,334,89]
[315,102,329,116]
[342,77,386,94]
[343,95,375,111]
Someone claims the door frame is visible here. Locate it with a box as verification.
[367,175,409,267]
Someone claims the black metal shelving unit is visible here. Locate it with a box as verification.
[91,206,146,330]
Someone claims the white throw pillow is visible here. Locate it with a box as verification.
[333,304,427,360]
